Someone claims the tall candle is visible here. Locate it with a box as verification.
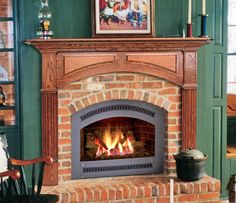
[170,179,174,203]
[188,0,192,24]
[202,0,206,15]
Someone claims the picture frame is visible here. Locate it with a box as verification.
[92,0,155,38]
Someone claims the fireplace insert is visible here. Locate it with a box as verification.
[72,100,165,179]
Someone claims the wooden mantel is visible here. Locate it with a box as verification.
[26,37,210,51]
[26,37,211,185]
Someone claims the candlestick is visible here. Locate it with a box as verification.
[202,0,206,15]
[182,29,186,38]
[200,14,208,37]
[187,23,193,37]
[170,179,174,203]
[188,0,192,24]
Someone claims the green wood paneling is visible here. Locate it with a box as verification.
[18,0,42,159]
[197,0,229,198]
[0,128,21,159]
[156,0,183,36]
[197,45,214,175]
[45,0,91,38]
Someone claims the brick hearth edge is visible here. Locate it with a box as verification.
[42,175,220,203]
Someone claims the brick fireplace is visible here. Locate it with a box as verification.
[59,74,179,182]
[27,38,221,202]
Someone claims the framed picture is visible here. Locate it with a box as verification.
[92,0,155,37]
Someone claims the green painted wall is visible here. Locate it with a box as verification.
[17,0,231,198]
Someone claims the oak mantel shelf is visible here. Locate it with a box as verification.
[25,37,211,52]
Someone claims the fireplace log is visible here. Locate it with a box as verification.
[120,133,128,145]
[120,131,135,144]
[88,132,108,150]
[114,132,129,149]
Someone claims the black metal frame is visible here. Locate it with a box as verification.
[72,100,166,179]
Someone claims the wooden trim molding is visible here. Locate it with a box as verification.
[41,90,58,185]
[56,51,183,88]
[182,89,197,149]
[10,156,53,166]
[25,38,210,51]
[26,38,210,185]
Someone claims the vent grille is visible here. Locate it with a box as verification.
[80,105,155,121]
[82,163,153,173]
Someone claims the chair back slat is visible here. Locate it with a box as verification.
[12,178,20,195]
[4,179,10,196]
[0,177,5,198]
[31,164,36,195]
[0,179,9,198]
[36,162,45,195]
[19,166,28,195]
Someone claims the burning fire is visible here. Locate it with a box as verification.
[95,124,134,157]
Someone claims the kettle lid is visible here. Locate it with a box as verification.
[174,148,206,160]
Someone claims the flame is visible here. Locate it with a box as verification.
[127,137,134,153]
[95,123,134,157]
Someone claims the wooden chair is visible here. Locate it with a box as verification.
[0,169,21,200]
[0,134,59,203]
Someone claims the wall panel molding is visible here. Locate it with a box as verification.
[212,107,222,179]
[214,0,223,45]
[213,54,223,99]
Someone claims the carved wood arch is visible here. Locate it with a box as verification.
[57,51,183,88]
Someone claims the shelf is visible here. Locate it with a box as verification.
[0,125,17,132]
[226,153,236,159]
[0,105,15,110]
[0,17,14,21]
[227,146,236,158]
[0,81,14,85]
[0,48,14,52]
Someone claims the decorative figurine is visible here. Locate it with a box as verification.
[0,64,9,81]
[36,0,53,39]
[0,86,6,106]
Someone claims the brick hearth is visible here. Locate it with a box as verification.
[42,175,220,203]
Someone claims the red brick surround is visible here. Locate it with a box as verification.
[58,73,181,182]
